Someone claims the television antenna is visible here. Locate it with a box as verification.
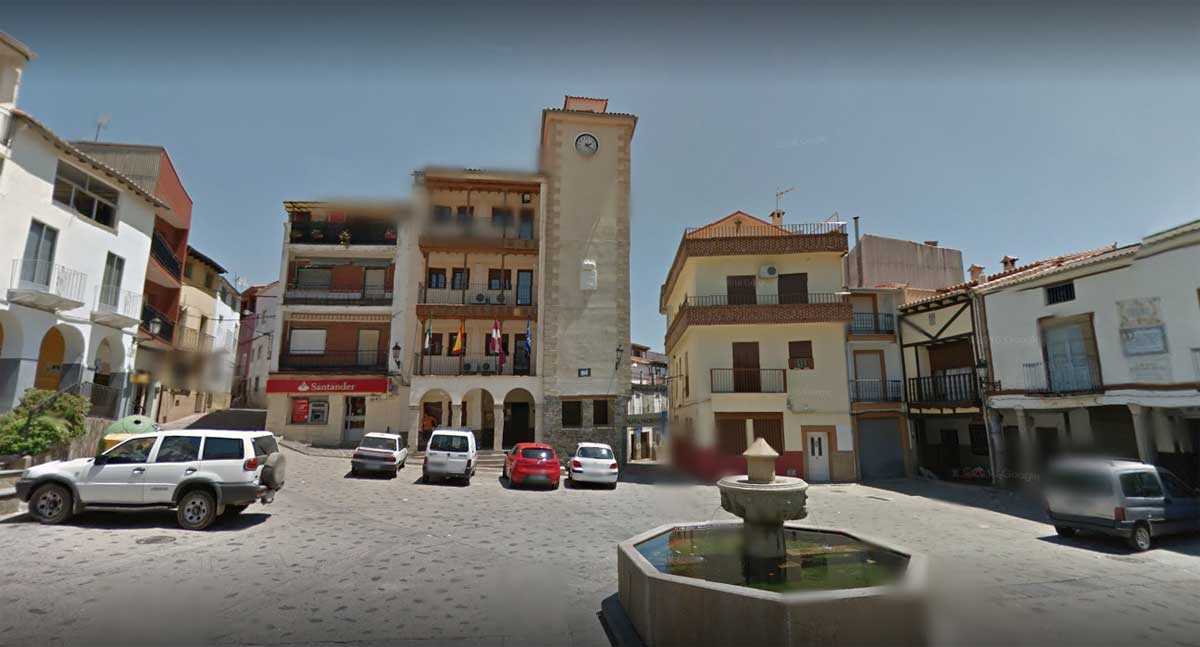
[93,113,111,141]
[775,186,796,211]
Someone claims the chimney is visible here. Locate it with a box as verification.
[1000,255,1019,271]
[969,264,985,282]
[923,240,938,247]
[770,210,784,227]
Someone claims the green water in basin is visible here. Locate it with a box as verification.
[634,525,908,593]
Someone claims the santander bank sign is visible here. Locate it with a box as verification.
[266,378,388,394]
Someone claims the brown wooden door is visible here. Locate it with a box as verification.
[778,273,809,304]
[732,342,760,392]
[717,417,748,455]
[753,416,785,453]
[726,275,756,305]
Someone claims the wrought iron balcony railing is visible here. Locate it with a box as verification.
[710,368,787,394]
[278,350,389,373]
[849,379,903,402]
[151,230,182,277]
[1022,359,1103,394]
[849,312,895,335]
[906,373,978,405]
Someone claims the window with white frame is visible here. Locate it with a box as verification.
[288,329,326,354]
[52,161,119,227]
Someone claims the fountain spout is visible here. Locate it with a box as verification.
[744,438,778,484]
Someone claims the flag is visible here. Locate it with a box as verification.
[423,319,432,352]
[452,320,464,355]
[491,319,506,369]
[524,318,532,354]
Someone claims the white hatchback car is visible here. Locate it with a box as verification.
[567,442,619,489]
[351,432,408,477]
[15,430,284,530]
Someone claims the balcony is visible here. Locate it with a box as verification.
[80,381,122,420]
[419,221,538,254]
[278,350,389,374]
[710,368,787,394]
[140,303,176,345]
[1021,359,1103,395]
[150,230,182,278]
[849,379,903,403]
[414,354,535,377]
[906,374,979,406]
[667,292,851,349]
[283,285,393,307]
[8,259,86,312]
[419,282,535,306]
[849,312,895,336]
[91,284,142,329]
[178,328,215,353]
[289,222,397,246]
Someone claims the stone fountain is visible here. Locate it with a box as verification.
[616,440,927,647]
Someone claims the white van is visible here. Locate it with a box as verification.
[421,429,477,484]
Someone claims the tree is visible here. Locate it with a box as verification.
[0,388,91,457]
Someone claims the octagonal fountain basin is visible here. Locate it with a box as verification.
[618,521,928,647]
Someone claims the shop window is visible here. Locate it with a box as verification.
[593,399,610,426]
[562,400,582,427]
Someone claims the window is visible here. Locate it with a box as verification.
[253,376,260,393]
[447,332,466,356]
[516,270,533,305]
[521,448,554,460]
[204,272,215,289]
[295,266,332,289]
[451,268,469,290]
[20,220,58,288]
[456,206,474,226]
[1045,281,1076,305]
[291,397,328,424]
[427,268,447,289]
[492,207,513,229]
[518,209,534,240]
[485,334,508,356]
[252,435,279,456]
[578,446,613,460]
[593,399,610,426]
[429,434,469,452]
[1158,470,1193,498]
[684,353,690,397]
[155,436,201,463]
[562,400,583,427]
[184,262,193,279]
[789,341,814,369]
[288,329,327,354]
[1119,472,1164,498]
[99,253,125,308]
[969,424,989,456]
[202,437,244,460]
[424,333,443,356]
[432,205,452,224]
[103,437,156,464]
[488,269,513,290]
[52,161,119,227]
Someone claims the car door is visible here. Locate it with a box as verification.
[77,436,159,504]
[1157,469,1200,534]
[141,435,203,504]
[1119,471,1166,529]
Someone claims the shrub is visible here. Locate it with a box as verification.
[0,388,91,457]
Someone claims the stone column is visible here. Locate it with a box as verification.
[1068,407,1094,450]
[492,404,505,452]
[451,402,463,428]
[407,405,421,451]
[534,399,545,443]
[1172,415,1193,453]
[1129,404,1157,464]
[1014,407,1037,480]
[986,409,1007,486]
[1151,408,1175,454]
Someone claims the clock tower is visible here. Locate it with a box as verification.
[535,96,638,460]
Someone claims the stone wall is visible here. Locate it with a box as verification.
[542,395,628,466]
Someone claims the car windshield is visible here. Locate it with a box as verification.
[578,447,613,460]
[521,448,554,460]
[359,436,396,451]
[429,435,469,452]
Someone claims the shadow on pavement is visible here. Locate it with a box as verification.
[598,593,644,647]
[1039,529,1200,557]
[863,477,1046,524]
[411,475,469,487]
[618,462,704,487]
[4,510,271,531]
[344,469,398,480]
[182,408,267,430]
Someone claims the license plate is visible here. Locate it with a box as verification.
[527,474,548,482]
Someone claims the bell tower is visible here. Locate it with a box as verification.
[534,96,637,461]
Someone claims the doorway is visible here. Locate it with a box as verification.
[364,267,387,298]
[34,327,65,391]
[940,429,961,475]
[804,428,831,482]
[343,396,366,445]
[505,402,533,447]
[726,275,756,305]
[732,341,760,392]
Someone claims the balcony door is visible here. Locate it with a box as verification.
[726,275,756,305]
[22,220,58,288]
[100,253,125,308]
[357,329,380,366]
[1044,322,1096,392]
[778,273,809,304]
[853,350,885,400]
[732,342,760,393]
[363,267,387,297]
[516,270,533,306]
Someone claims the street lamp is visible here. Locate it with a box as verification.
[391,343,402,368]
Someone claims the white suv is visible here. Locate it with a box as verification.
[15,430,285,531]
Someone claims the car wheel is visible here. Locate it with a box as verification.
[1054,525,1076,538]
[608,481,618,490]
[31,483,73,525]
[551,480,559,490]
[223,504,248,517]
[1128,524,1152,552]
[463,475,471,486]
[421,473,429,484]
[176,489,217,531]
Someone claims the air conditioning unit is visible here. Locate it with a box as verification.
[480,359,495,374]
[472,290,490,304]
[759,265,779,279]
[462,361,478,375]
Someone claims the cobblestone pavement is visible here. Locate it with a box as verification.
[3,450,1200,646]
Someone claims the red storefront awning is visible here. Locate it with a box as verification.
[266,378,389,394]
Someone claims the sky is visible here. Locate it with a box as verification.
[5,1,1199,348]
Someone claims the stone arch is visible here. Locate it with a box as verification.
[414,387,453,448]
[501,387,536,447]
[92,335,126,384]
[32,323,87,392]
[461,386,498,448]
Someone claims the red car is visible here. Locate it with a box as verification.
[504,443,561,489]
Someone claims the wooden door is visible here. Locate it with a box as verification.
[940,429,961,475]
[717,417,748,455]
[726,275,756,305]
[732,342,760,392]
[778,273,809,304]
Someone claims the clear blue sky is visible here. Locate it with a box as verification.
[6,2,1198,348]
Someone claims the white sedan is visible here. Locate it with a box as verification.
[567,442,619,489]
[351,432,408,477]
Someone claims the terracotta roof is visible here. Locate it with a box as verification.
[187,245,227,274]
[10,110,169,210]
[899,245,1118,309]
[685,210,787,238]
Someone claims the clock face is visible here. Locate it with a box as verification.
[575,133,598,156]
